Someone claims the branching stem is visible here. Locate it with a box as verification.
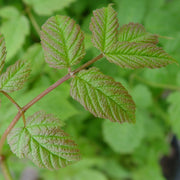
[0,91,21,110]
[0,91,27,126]
[0,53,103,156]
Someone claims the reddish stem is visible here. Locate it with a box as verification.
[0,54,103,155]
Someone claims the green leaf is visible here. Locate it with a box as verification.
[41,15,85,69]
[145,9,180,36]
[22,43,45,77]
[0,60,31,93]
[132,85,152,109]
[0,33,6,74]
[70,67,135,123]
[100,159,131,179]
[118,23,158,44]
[0,7,29,60]
[23,0,76,16]
[7,111,80,169]
[102,110,144,153]
[89,4,119,52]
[113,0,147,26]
[133,164,166,180]
[41,162,108,180]
[142,66,178,85]
[105,42,177,69]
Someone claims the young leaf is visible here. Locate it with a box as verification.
[41,15,85,69]
[7,111,80,169]
[105,42,177,69]
[70,67,135,123]
[89,4,119,52]
[0,60,31,93]
[0,33,6,74]
[118,23,158,44]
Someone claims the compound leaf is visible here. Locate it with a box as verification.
[7,111,80,170]
[105,42,177,69]
[0,60,31,92]
[89,4,119,52]
[41,15,85,69]
[70,67,135,123]
[118,23,158,44]
[0,33,6,74]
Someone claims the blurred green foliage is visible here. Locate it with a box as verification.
[0,0,180,179]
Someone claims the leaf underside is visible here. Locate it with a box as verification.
[90,4,119,52]
[105,42,177,69]
[0,33,7,74]
[0,60,31,93]
[118,22,158,44]
[70,67,135,123]
[41,15,85,69]
[7,111,80,170]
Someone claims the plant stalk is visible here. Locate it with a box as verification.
[26,7,41,36]
[0,91,26,126]
[0,156,13,180]
[133,74,180,91]
[0,91,21,110]
[0,53,103,156]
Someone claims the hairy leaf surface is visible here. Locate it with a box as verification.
[118,23,158,44]
[70,67,135,123]
[7,111,80,169]
[0,60,31,92]
[89,5,119,52]
[105,42,176,69]
[41,15,85,69]
[0,33,6,74]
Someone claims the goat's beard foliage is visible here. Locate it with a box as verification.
[0,4,177,170]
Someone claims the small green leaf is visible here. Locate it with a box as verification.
[132,85,152,109]
[7,111,80,169]
[102,111,144,153]
[89,4,119,52]
[23,43,45,77]
[41,15,85,69]
[70,67,135,123]
[0,7,29,60]
[118,23,158,44]
[113,0,147,26]
[105,42,177,69]
[23,0,76,16]
[0,60,31,93]
[0,33,6,74]
[133,164,166,180]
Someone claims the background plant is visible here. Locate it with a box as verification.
[0,0,180,180]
